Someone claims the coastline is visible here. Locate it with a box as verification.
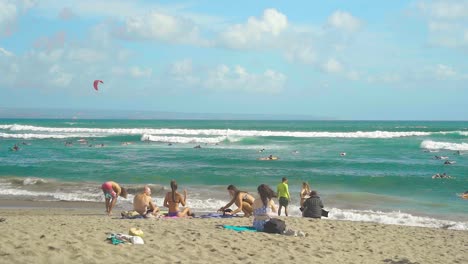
[0,206,466,264]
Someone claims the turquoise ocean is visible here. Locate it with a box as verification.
[0,119,467,229]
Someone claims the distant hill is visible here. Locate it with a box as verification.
[0,107,331,120]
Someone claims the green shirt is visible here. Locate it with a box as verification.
[277,182,290,199]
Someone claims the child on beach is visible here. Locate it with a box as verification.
[252,184,277,231]
[101,181,128,216]
[218,185,254,217]
[163,180,194,217]
[277,177,290,216]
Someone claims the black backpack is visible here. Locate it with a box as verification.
[263,218,286,234]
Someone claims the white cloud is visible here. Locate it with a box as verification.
[326,10,362,32]
[322,58,343,73]
[435,64,457,79]
[417,1,468,20]
[284,45,316,64]
[205,64,286,93]
[0,47,13,56]
[67,48,107,63]
[220,8,288,49]
[0,0,17,35]
[169,59,199,84]
[120,11,208,46]
[130,66,152,78]
[58,7,76,20]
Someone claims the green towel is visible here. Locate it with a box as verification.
[223,225,257,232]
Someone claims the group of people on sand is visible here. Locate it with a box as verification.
[101,177,325,231]
[217,178,326,231]
[101,180,194,218]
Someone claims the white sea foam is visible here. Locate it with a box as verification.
[329,208,467,231]
[1,185,466,230]
[0,132,101,139]
[420,140,468,151]
[0,124,446,139]
[141,134,229,144]
[22,177,47,185]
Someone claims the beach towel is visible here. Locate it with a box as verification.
[199,213,237,218]
[223,225,257,232]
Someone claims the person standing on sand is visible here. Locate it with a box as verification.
[133,185,159,217]
[299,182,311,209]
[218,185,254,217]
[277,177,290,216]
[252,184,277,231]
[101,181,128,216]
[163,180,194,217]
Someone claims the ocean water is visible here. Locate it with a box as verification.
[0,119,467,230]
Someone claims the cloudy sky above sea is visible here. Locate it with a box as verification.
[0,0,467,120]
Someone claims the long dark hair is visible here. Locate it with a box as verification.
[170,180,178,202]
[257,184,277,206]
[227,184,242,198]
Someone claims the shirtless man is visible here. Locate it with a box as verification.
[133,186,159,217]
[163,180,193,217]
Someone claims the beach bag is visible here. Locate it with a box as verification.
[321,209,329,218]
[263,218,286,234]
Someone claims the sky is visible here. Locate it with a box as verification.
[0,0,467,120]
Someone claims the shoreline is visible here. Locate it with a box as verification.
[1,199,467,231]
[0,207,467,264]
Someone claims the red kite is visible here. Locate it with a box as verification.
[93,80,103,91]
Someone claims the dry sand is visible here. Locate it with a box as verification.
[0,207,467,264]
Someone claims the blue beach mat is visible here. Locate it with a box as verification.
[223,225,257,232]
[199,213,238,218]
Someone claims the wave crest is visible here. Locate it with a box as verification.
[420,140,468,151]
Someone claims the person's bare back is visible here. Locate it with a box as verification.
[133,186,159,216]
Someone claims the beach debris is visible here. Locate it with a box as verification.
[107,233,145,245]
[0,217,6,222]
[129,227,144,237]
[93,80,103,91]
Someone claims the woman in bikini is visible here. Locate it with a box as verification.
[299,182,311,209]
[219,185,254,217]
[252,184,277,231]
[163,180,194,217]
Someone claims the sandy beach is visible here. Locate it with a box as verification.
[0,205,466,264]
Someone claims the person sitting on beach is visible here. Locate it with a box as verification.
[101,181,128,216]
[302,190,324,219]
[218,185,254,217]
[252,184,277,231]
[133,185,159,217]
[299,182,311,210]
[163,180,194,217]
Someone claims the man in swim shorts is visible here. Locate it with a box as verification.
[277,177,290,216]
[133,186,159,217]
[101,181,128,216]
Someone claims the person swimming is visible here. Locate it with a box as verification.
[444,161,456,165]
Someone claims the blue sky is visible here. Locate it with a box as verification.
[0,0,467,120]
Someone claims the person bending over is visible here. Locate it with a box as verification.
[101,181,128,216]
[219,185,254,217]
